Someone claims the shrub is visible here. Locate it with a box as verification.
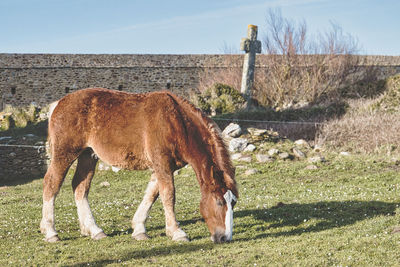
[370,74,400,112]
[192,83,245,115]
[255,9,361,109]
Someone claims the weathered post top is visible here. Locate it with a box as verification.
[240,25,262,109]
[240,25,262,53]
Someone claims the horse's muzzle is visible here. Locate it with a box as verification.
[211,229,230,243]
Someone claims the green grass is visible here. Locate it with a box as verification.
[1,154,400,266]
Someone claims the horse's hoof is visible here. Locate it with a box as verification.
[45,235,60,243]
[174,236,190,242]
[93,232,107,240]
[132,233,150,241]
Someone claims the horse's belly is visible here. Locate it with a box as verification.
[92,145,150,171]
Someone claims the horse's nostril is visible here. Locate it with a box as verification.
[212,232,227,243]
[220,235,227,243]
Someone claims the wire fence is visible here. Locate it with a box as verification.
[212,117,325,126]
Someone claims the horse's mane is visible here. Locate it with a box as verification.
[165,92,237,197]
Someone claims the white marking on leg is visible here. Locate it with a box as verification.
[224,190,237,241]
[41,196,58,240]
[132,178,158,237]
[75,195,103,238]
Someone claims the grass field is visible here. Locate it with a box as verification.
[1,153,400,266]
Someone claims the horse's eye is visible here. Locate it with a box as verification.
[216,199,224,207]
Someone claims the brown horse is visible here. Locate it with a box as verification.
[40,88,238,243]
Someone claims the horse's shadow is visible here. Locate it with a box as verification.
[234,200,398,241]
[65,200,398,266]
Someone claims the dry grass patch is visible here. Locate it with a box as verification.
[317,99,400,154]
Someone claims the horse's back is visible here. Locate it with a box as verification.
[49,88,186,170]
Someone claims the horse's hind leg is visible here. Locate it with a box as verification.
[40,155,73,242]
[132,173,159,240]
[72,149,106,240]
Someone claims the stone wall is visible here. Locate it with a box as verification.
[0,144,48,179]
[1,53,400,107]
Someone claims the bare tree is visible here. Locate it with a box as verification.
[255,8,361,108]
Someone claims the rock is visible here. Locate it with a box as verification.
[305,164,318,170]
[294,139,310,147]
[268,148,280,157]
[0,136,12,142]
[13,159,23,164]
[9,152,16,158]
[308,156,325,163]
[244,144,256,152]
[100,181,110,187]
[340,151,351,156]
[98,162,110,171]
[222,123,242,138]
[228,138,248,152]
[313,144,323,152]
[247,128,268,136]
[278,152,290,160]
[236,165,246,169]
[245,168,259,176]
[111,166,121,173]
[293,148,306,159]
[231,153,243,160]
[173,169,181,176]
[34,141,45,146]
[255,154,274,163]
[238,156,252,163]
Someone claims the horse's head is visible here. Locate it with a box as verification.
[199,169,238,243]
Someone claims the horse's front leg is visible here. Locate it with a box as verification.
[132,173,159,240]
[156,171,189,242]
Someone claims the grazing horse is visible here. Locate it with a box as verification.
[40,88,238,243]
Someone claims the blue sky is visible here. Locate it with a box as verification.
[0,0,399,55]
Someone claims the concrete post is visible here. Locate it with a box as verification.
[240,25,262,109]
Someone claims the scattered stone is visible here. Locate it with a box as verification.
[111,166,121,173]
[308,156,325,163]
[0,136,12,142]
[34,141,45,146]
[244,144,256,152]
[228,138,248,152]
[313,144,323,152]
[245,168,259,176]
[256,154,274,163]
[293,147,306,159]
[268,148,280,157]
[9,152,16,158]
[13,159,23,164]
[247,128,268,136]
[231,153,243,160]
[294,139,310,148]
[238,156,252,163]
[340,151,351,156]
[278,152,290,160]
[236,165,247,169]
[305,164,318,170]
[100,181,110,187]
[98,162,110,171]
[222,123,242,138]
